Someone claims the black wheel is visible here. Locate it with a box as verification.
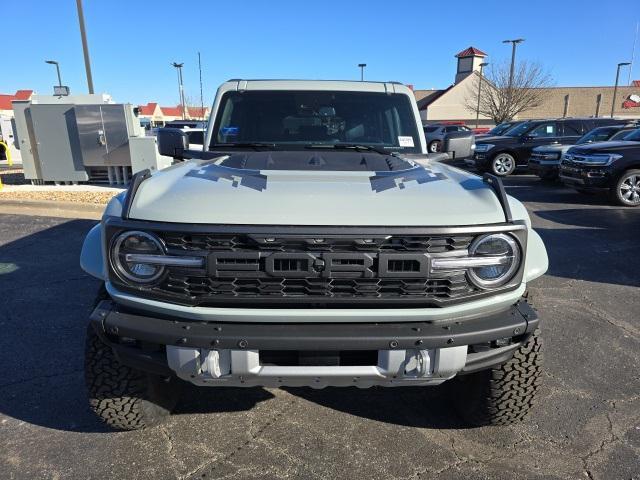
[428,140,442,153]
[490,153,516,176]
[85,289,181,430]
[449,328,543,426]
[611,169,640,207]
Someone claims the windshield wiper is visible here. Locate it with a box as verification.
[305,143,394,156]
[211,142,276,150]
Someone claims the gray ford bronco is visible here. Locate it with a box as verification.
[80,80,548,430]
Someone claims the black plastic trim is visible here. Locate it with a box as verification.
[91,299,539,352]
[460,343,522,374]
[121,169,151,220]
[483,173,513,223]
[105,215,527,236]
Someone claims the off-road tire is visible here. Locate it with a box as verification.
[85,287,181,430]
[450,328,543,426]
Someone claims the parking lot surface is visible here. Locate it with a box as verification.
[0,175,639,480]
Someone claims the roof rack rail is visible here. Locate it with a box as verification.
[483,173,513,223]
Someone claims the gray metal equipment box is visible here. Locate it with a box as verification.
[26,103,89,182]
[74,104,132,167]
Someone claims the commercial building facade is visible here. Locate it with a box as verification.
[415,47,640,126]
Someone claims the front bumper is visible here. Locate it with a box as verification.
[90,299,540,388]
[559,165,612,189]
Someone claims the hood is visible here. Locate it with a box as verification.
[568,140,640,154]
[128,151,509,226]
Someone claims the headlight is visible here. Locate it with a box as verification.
[541,152,560,160]
[467,234,520,288]
[475,143,494,152]
[572,153,622,166]
[111,231,166,283]
[430,233,521,289]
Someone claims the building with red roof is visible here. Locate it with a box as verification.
[0,90,34,115]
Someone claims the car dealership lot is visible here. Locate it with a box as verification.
[0,176,639,480]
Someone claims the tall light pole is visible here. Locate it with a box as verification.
[358,63,367,81]
[172,62,186,120]
[75,0,94,93]
[502,39,524,91]
[45,60,62,87]
[475,62,489,128]
[611,62,631,117]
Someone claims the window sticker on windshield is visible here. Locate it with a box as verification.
[546,126,554,134]
[221,126,239,136]
[398,136,414,147]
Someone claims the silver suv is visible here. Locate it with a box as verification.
[81,80,548,430]
[423,123,471,152]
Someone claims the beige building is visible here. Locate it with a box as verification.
[415,47,640,126]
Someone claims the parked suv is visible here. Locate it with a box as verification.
[471,118,628,177]
[423,123,471,153]
[80,80,548,430]
[560,127,640,206]
[529,123,639,180]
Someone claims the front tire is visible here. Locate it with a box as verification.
[84,324,181,430]
[491,153,516,176]
[611,169,640,207]
[428,140,442,153]
[450,328,543,426]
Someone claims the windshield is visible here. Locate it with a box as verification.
[489,122,514,135]
[611,129,638,140]
[210,90,421,153]
[577,127,618,144]
[624,129,640,142]
[504,122,533,137]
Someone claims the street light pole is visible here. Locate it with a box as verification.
[611,62,631,117]
[358,63,367,81]
[475,62,489,129]
[75,0,94,93]
[45,60,62,87]
[502,38,524,91]
[172,62,186,120]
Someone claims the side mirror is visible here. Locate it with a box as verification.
[157,128,189,159]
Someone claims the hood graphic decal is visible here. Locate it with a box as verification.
[370,166,446,193]
[185,163,268,191]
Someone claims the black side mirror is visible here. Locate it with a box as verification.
[157,128,189,159]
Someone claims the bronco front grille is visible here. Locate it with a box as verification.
[161,232,474,253]
[124,232,484,307]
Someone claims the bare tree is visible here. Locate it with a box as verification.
[465,61,554,124]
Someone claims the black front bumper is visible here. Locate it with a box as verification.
[90,299,540,375]
[559,164,612,189]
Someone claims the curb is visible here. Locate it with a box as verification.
[0,198,104,219]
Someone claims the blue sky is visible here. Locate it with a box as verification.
[3,0,639,107]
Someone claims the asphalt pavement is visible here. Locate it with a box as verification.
[0,176,639,480]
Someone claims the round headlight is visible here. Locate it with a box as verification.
[111,231,165,284]
[467,233,520,289]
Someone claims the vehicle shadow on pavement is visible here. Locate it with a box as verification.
[284,386,469,429]
[0,216,277,433]
[534,208,640,287]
